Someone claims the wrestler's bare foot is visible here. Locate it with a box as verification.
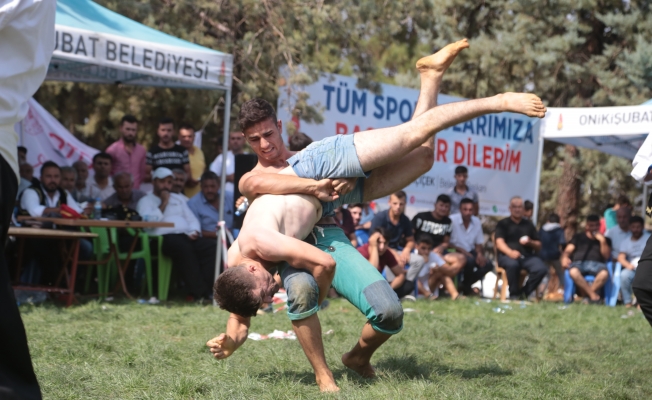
[342,351,376,378]
[416,39,469,76]
[498,92,547,118]
[316,377,340,393]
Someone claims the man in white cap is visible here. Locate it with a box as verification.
[137,168,217,301]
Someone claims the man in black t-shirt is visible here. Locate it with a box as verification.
[494,196,547,299]
[145,117,191,183]
[369,191,414,265]
[561,214,612,302]
[412,194,466,297]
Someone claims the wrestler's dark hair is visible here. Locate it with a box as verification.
[238,98,277,132]
[213,265,261,317]
[288,132,313,151]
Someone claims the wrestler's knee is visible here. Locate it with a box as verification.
[285,271,319,316]
[363,280,404,334]
[414,146,435,174]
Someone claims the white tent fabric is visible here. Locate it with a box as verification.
[49,0,233,90]
[539,105,652,160]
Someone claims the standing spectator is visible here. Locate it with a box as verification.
[210,131,246,197]
[450,198,493,295]
[539,213,566,296]
[606,207,632,259]
[178,123,203,198]
[171,168,189,200]
[82,152,115,202]
[412,194,466,275]
[348,203,370,246]
[523,200,534,220]
[19,161,83,217]
[137,167,216,301]
[619,216,650,308]
[447,166,479,215]
[145,118,191,182]
[369,191,414,265]
[103,172,146,210]
[72,160,90,202]
[105,115,147,189]
[494,196,547,299]
[604,195,631,231]
[188,171,234,236]
[288,132,313,151]
[561,215,612,303]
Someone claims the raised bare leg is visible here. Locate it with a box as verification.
[363,40,469,200]
[341,322,391,378]
[292,314,339,392]
[355,92,546,172]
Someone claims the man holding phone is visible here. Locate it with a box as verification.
[561,214,612,303]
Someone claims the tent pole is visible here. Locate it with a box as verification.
[215,89,232,293]
[532,122,544,226]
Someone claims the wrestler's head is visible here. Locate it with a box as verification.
[213,261,279,317]
[238,98,285,162]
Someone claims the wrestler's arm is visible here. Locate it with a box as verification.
[239,227,336,305]
[207,313,250,360]
[239,171,338,203]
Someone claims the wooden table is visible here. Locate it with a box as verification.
[15,217,174,300]
[8,227,98,307]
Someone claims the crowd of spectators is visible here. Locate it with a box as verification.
[11,116,237,301]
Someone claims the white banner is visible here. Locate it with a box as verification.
[541,106,652,138]
[49,25,233,90]
[17,99,99,176]
[278,70,541,217]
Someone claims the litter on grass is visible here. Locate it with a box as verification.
[248,330,296,341]
[403,308,417,313]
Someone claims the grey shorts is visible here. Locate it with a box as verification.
[570,260,607,276]
[287,134,368,217]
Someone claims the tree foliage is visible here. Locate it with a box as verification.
[35,0,652,228]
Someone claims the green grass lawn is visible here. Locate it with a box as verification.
[20,298,652,399]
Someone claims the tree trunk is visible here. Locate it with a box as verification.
[556,145,581,240]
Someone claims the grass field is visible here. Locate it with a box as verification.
[20,298,652,399]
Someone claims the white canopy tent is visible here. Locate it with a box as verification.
[41,0,234,280]
[537,104,652,218]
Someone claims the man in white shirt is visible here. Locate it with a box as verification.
[605,207,632,259]
[137,168,216,300]
[19,161,83,217]
[83,152,115,201]
[209,131,246,196]
[618,216,650,307]
[450,198,493,295]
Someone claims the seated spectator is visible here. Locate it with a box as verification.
[495,196,547,299]
[447,165,479,216]
[606,207,632,259]
[288,132,313,151]
[357,228,425,300]
[334,206,356,245]
[19,161,83,217]
[60,166,77,193]
[604,195,631,231]
[83,152,115,202]
[188,171,234,236]
[17,162,35,199]
[411,194,466,288]
[104,172,146,210]
[348,203,371,246]
[171,168,189,201]
[450,198,493,295]
[523,200,534,220]
[619,216,650,307]
[561,214,612,303]
[137,167,216,300]
[539,213,566,297]
[17,145,27,164]
[72,160,90,202]
[370,191,414,265]
[415,238,448,298]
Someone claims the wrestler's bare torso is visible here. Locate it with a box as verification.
[227,167,324,270]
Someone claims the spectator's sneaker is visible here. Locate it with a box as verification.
[400,295,417,302]
[148,297,160,305]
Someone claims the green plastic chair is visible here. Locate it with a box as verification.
[82,226,114,299]
[109,228,173,301]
